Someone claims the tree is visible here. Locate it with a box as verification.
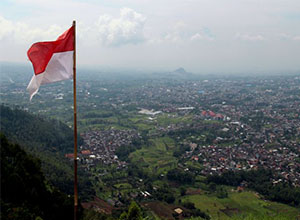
[216,186,228,199]
[208,183,217,192]
[167,168,195,184]
[180,187,187,196]
[127,201,143,220]
[0,133,74,220]
[119,212,128,220]
[119,201,143,220]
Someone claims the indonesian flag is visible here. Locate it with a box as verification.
[27,25,74,100]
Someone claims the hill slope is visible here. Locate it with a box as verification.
[0,134,74,220]
[0,104,76,154]
[0,105,92,198]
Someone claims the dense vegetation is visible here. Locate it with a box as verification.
[0,132,150,220]
[167,168,195,184]
[0,134,75,220]
[115,139,143,161]
[0,105,93,199]
[207,168,300,207]
[0,104,80,154]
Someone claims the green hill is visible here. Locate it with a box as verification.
[0,105,93,198]
[0,134,75,220]
[0,104,77,154]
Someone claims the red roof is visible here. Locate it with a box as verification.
[216,113,224,118]
[65,153,74,158]
[81,150,91,155]
[208,111,216,117]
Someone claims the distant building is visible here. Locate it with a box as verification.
[65,153,74,159]
[174,208,183,215]
[81,150,91,155]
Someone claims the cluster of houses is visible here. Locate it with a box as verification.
[201,110,225,120]
[65,129,141,170]
[62,75,300,186]
[186,141,299,186]
[133,77,300,186]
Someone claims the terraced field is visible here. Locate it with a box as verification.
[130,136,178,175]
[181,191,300,220]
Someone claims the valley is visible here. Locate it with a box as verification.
[1,64,300,219]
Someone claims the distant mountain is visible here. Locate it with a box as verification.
[152,67,194,79]
[173,67,189,74]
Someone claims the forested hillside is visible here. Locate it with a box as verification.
[0,105,93,198]
[0,134,75,220]
[0,104,76,154]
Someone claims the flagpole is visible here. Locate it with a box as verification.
[72,20,78,220]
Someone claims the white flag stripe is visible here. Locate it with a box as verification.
[27,51,73,100]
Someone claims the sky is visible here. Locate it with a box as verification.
[1,0,300,74]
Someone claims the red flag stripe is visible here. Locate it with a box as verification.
[27,26,74,75]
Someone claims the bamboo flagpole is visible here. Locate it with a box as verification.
[72,20,78,220]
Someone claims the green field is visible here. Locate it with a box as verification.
[156,114,193,126]
[129,136,178,175]
[182,191,300,220]
[114,183,132,189]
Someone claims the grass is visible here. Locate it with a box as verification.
[202,119,222,124]
[195,175,207,182]
[186,160,203,170]
[77,110,197,133]
[217,142,236,147]
[182,191,300,220]
[129,136,178,175]
[135,122,155,131]
[78,110,160,132]
[183,194,230,219]
[231,213,295,220]
[128,114,149,123]
[263,124,272,129]
[114,183,132,189]
[156,114,193,126]
[79,124,129,132]
[186,214,293,220]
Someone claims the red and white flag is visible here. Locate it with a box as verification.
[27,25,74,100]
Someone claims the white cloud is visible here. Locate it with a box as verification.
[0,16,14,40]
[278,33,291,40]
[190,33,203,41]
[162,21,186,43]
[1,0,300,73]
[190,33,214,41]
[278,33,300,41]
[95,8,146,46]
[173,21,186,31]
[162,22,215,43]
[164,33,181,43]
[293,36,300,41]
[235,33,265,41]
[0,16,63,44]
